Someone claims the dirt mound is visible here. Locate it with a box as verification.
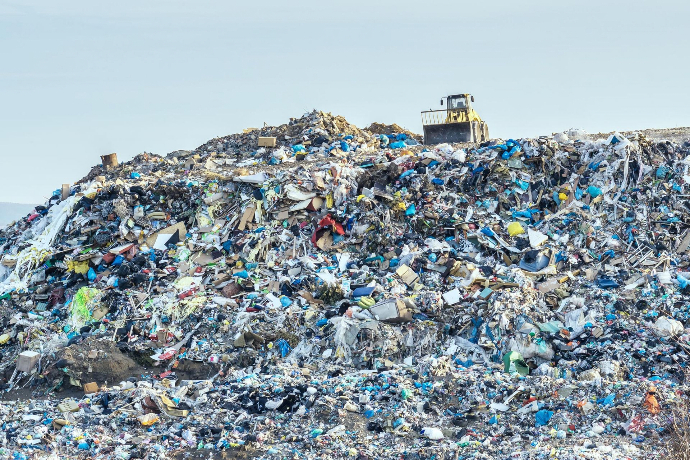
[174,359,220,380]
[48,337,143,388]
[365,121,421,140]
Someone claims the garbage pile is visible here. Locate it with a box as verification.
[0,113,689,459]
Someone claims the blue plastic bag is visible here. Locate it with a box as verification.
[480,227,496,237]
[600,394,615,406]
[275,338,291,357]
[514,179,529,191]
[535,409,553,427]
[596,278,619,289]
[587,186,602,198]
[501,140,522,159]
[353,286,375,297]
[233,270,249,279]
[280,296,292,307]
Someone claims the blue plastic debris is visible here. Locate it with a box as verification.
[535,409,553,427]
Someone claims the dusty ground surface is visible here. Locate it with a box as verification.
[591,126,690,143]
[172,449,258,460]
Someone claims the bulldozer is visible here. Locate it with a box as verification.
[421,93,489,144]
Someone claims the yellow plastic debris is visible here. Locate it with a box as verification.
[138,413,159,426]
[66,260,90,274]
[507,222,525,236]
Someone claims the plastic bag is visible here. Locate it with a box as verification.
[535,409,553,427]
[654,316,684,337]
[507,221,525,236]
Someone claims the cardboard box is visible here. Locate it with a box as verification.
[83,382,99,394]
[16,351,40,373]
[100,153,119,169]
[156,329,168,344]
[396,265,419,286]
[258,137,277,148]
[52,419,69,429]
[58,400,80,412]
[370,299,412,323]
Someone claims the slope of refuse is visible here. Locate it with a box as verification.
[0,113,689,459]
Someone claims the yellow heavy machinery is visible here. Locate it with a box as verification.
[421,93,489,144]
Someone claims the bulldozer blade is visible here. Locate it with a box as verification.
[423,122,473,145]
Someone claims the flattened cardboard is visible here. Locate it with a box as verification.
[238,206,255,231]
[396,265,419,286]
[307,197,324,212]
[298,290,324,305]
[146,222,187,248]
[677,231,690,253]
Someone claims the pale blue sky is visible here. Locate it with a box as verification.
[1,0,688,203]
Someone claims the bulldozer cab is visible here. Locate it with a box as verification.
[422,93,489,145]
[445,94,471,110]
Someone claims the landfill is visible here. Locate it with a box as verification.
[1,110,690,459]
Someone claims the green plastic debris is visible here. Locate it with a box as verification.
[503,351,529,376]
[70,287,101,325]
[538,321,564,333]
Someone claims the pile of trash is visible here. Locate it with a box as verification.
[0,112,689,459]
